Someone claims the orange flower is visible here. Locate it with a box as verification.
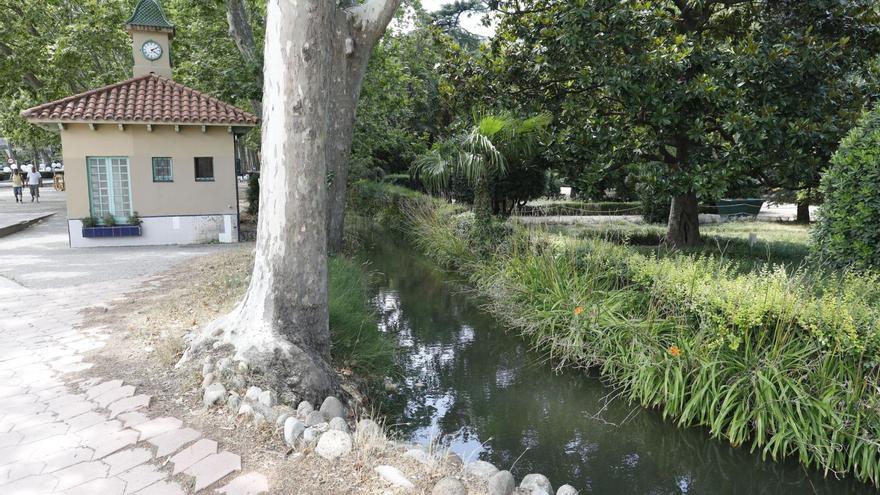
[668,345,682,357]
[574,306,585,315]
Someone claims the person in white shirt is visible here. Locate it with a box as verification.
[26,167,41,203]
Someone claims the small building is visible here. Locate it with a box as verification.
[22,0,257,247]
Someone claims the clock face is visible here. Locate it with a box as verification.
[141,41,162,61]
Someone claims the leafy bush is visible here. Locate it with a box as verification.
[102,214,116,226]
[80,216,98,228]
[638,183,671,224]
[246,174,260,216]
[813,106,880,269]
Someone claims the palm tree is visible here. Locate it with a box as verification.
[411,112,550,226]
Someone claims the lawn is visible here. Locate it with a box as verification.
[552,220,812,270]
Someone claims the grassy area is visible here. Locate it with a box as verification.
[557,220,812,270]
[348,183,880,488]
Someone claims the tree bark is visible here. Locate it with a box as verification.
[326,0,402,254]
[186,0,336,401]
[796,199,810,223]
[665,192,702,247]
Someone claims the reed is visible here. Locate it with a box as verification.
[390,191,880,487]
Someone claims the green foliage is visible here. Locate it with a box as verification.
[455,0,880,242]
[638,183,672,224]
[246,174,259,216]
[813,106,880,269]
[398,188,880,487]
[80,216,98,228]
[102,213,116,227]
[125,211,142,226]
[328,257,397,378]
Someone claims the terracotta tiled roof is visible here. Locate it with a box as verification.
[21,73,258,126]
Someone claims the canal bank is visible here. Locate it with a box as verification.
[363,235,873,493]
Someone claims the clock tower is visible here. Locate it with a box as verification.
[126,0,175,79]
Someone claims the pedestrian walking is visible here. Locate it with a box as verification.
[11,170,23,203]
[26,166,41,203]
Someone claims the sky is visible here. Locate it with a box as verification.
[420,0,496,37]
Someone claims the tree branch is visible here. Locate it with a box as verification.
[346,0,402,42]
[225,0,258,65]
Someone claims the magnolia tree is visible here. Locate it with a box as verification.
[184,0,401,401]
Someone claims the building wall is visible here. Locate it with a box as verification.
[60,123,238,220]
[67,214,238,248]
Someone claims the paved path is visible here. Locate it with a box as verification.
[0,188,267,494]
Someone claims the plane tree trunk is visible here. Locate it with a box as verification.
[185,0,402,402]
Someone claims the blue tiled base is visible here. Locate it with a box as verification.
[82,225,142,238]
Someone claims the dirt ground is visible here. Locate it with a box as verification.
[72,247,490,494]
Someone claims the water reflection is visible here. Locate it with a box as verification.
[365,237,873,494]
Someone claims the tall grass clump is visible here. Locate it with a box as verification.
[390,186,880,487]
[329,257,397,379]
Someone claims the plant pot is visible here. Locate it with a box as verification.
[82,225,142,238]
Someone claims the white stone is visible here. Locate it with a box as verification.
[201,373,214,389]
[283,418,305,447]
[520,473,553,495]
[465,460,499,480]
[488,470,515,495]
[327,417,349,433]
[305,410,325,426]
[556,485,578,495]
[319,396,344,419]
[296,400,314,418]
[203,383,226,407]
[315,430,352,460]
[374,465,414,489]
[258,389,276,408]
[237,403,254,418]
[432,477,466,495]
[356,418,382,438]
[244,386,262,402]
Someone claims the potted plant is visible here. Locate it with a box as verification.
[81,211,143,238]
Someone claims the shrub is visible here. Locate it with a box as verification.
[637,183,671,224]
[80,216,98,228]
[102,213,116,226]
[246,174,260,216]
[813,106,880,269]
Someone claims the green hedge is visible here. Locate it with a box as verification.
[813,105,880,269]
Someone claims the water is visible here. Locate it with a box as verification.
[363,238,873,494]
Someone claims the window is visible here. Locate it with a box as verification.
[87,157,132,223]
[194,157,214,181]
[152,157,173,182]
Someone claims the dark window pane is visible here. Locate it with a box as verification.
[195,157,214,181]
[152,157,173,182]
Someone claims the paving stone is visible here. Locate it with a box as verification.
[169,439,217,475]
[183,451,241,492]
[93,429,140,459]
[65,476,127,495]
[134,417,183,441]
[42,447,95,473]
[104,447,153,476]
[8,412,57,433]
[217,472,270,495]
[0,472,59,493]
[95,385,136,408]
[18,421,69,445]
[135,480,187,495]
[0,430,23,448]
[78,420,124,447]
[53,460,110,490]
[66,411,107,433]
[117,463,168,493]
[108,395,151,419]
[55,401,97,421]
[2,460,45,484]
[148,427,201,457]
[22,434,82,462]
[118,412,149,428]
